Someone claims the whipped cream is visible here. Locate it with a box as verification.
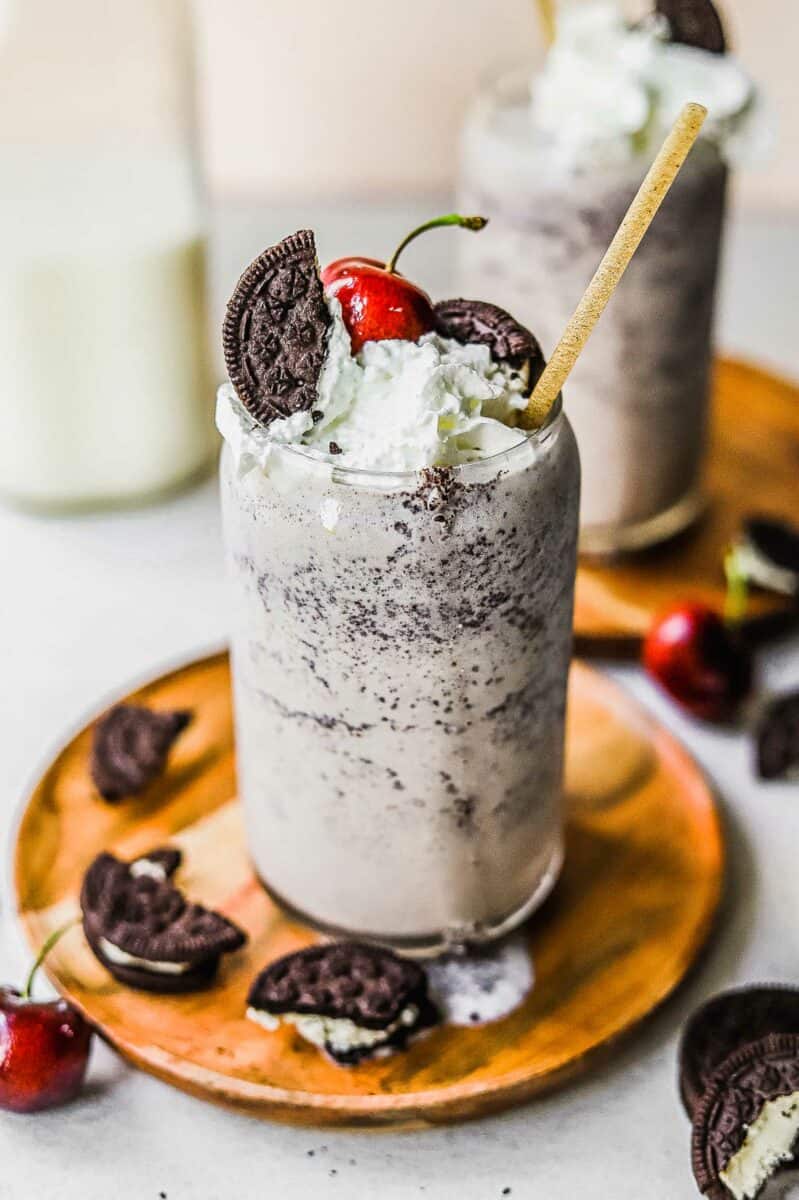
[531,1,768,170]
[217,299,530,475]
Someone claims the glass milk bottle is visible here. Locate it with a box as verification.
[0,0,214,509]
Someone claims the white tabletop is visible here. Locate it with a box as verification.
[1,202,798,1200]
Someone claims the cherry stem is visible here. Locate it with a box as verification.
[22,919,80,1001]
[385,213,488,275]
[723,546,749,627]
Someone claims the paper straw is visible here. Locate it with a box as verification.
[520,102,708,429]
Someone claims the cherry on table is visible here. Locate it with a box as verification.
[0,921,92,1113]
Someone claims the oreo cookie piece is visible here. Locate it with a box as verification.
[246,942,438,1064]
[680,986,799,1119]
[736,516,799,598]
[692,1034,799,1199]
[91,704,192,803]
[81,850,246,993]
[222,229,331,428]
[433,298,545,392]
[755,691,799,782]
[655,0,727,54]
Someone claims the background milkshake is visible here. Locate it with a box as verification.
[457,1,764,554]
[218,236,580,951]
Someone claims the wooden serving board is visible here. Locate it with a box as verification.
[575,358,799,651]
[14,651,723,1127]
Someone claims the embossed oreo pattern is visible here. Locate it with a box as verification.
[679,986,799,1118]
[691,1034,799,1198]
[248,942,432,1029]
[81,851,246,991]
[91,704,192,802]
[222,229,331,427]
[434,298,545,384]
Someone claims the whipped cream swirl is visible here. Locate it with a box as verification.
[531,1,769,170]
[217,299,530,474]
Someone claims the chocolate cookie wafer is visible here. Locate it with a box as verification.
[692,1034,799,1200]
[246,942,438,1064]
[656,0,727,54]
[81,850,246,993]
[222,229,331,427]
[433,298,545,390]
[756,691,799,782]
[91,704,191,802]
[679,986,799,1119]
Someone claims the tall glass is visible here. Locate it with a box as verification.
[220,395,580,954]
[457,68,728,556]
[0,0,214,510]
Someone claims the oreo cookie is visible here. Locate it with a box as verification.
[655,0,727,55]
[755,691,799,782]
[680,986,799,1119]
[81,849,246,993]
[222,229,331,428]
[692,1034,799,1199]
[433,298,545,392]
[246,942,438,1064]
[91,704,191,803]
[736,516,799,598]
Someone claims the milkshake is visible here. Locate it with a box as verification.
[457,0,764,554]
[218,223,579,952]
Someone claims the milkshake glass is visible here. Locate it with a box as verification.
[456,7,762,555]
[220,394,579,953]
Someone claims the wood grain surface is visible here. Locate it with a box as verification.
[14,651,723,1127]
[575,358,799,651]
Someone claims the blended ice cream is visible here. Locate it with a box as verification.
[457,0,766,553]
[219,230,579,950]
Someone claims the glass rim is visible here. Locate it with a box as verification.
[267,391,565,487]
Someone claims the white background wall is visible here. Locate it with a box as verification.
[196,0,798,212]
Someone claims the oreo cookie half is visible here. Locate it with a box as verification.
[655,0,727,54]
[755,691,799,782]
[246,942,438,1065]
[222,229,331,427]
[692,1034,799,1199]
[433,298,545,392]
[81,850,246,993]
[91,704,192,803]
[736,516,799,598]
[679,986,799,1119]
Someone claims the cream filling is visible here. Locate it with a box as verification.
[99,937,192,976]
[129,858,169,882]
[737,543,799,597]
[720,1093,799,1200]
[246,1004,418,1054]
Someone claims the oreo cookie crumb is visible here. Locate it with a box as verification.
[655,0,726,54]
[91,705,192,802]
[223,229,331,428]
[329,441,343,455]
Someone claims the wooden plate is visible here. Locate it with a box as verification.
[575,358,799,652]
[14,651,722,1127]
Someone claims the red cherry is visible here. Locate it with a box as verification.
[320,214,488,354]
[643,602,752,722]
[0,922,92,1113]
[322,263,435,354]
